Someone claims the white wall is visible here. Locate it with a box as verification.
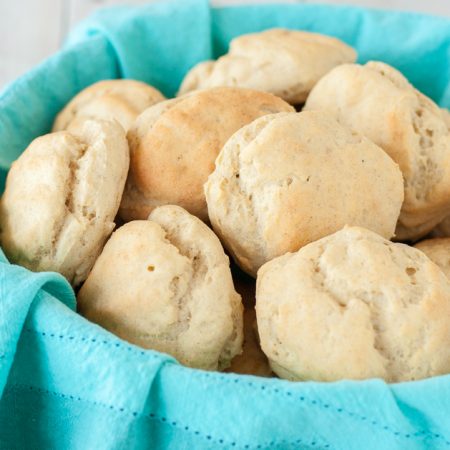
[1,0,449,89]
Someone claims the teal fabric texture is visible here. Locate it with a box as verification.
[0,0,450,448]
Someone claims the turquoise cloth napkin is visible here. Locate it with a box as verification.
[0,1,450,448]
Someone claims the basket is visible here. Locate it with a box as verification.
[1,0,450,448]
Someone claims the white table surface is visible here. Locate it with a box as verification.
[1,0,449,89]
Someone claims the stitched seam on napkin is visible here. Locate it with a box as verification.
[23,327,166,360]
[3,383,332,450]
[22,327,450,447]
[193,371,450,446]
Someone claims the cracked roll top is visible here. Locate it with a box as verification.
[178,28,357,104]
[53,79,166,133]
[304,61,450,241]
[77,205,244,371]
[205,111,404,277]
[119,87,294,222]
[0,120,129,286]
[256,226,450,382]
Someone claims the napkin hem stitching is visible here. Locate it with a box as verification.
[4,382,332,449]
[21,327,450,447]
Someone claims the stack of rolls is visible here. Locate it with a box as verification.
[1,28,450,382]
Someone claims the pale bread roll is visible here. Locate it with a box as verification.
[415,238,450,278]
[120,87,293,222]
[53,79,165,133]
[178,28,356,104]
[205,111,404,276]
[78,205,244,371]
[304,62,450,241]
[256,226,450,382]
[0,120,129,286]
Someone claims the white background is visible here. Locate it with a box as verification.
[1,0,449,89]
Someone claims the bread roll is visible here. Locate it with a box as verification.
[205,111,404,276]
[0,120,129,286]
[256,226,450,382]
[78,205,244,371]
[178,28,356,104]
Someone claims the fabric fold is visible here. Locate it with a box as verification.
[65,0,213,97]
[0,252,75,396]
